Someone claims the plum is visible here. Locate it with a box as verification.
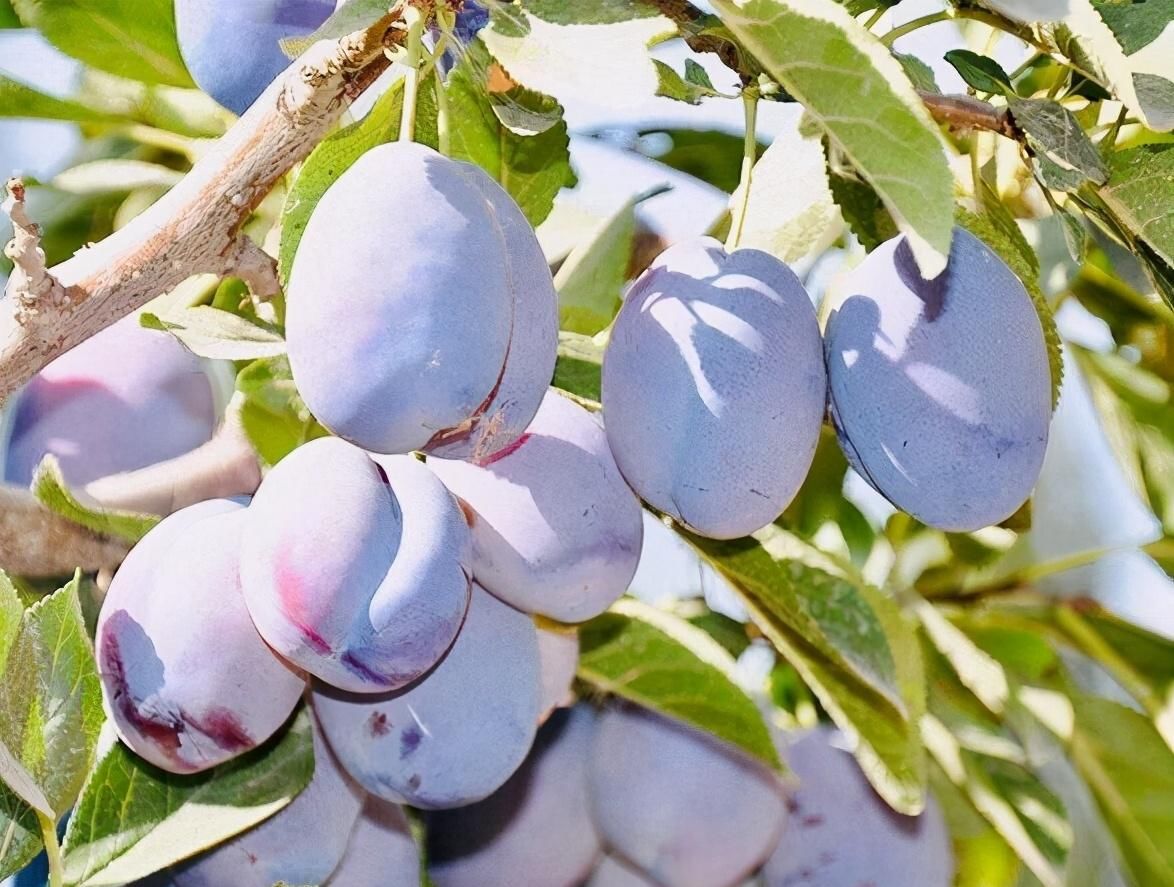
[602,238,827,540]
[763,726,954,887]
[824,228,1051,531]
[96,499,304,774]
[430,391,642,621]
[323,797,420,886]
[312,584,542,809]
[427,705,602,887]
[173,719,365,886]
[286,141,556,459]
[585,856,658,887]
[3,317,217,488]
[589,705,787,887]
[537,621,579,723]
[175,0,336,116]
[240,437,471,693]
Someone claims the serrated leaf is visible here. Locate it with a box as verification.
[578,601,781,770]
[0,76,126,123]
[140,306,285,361]
[278,75,438,283]
[732,121,841,263]
[956,207,1063,410]
[712,0,953,276]
[554,197,637,335]
[236,357,329,467]
[1093,0,1174,54]
[483,5,676,110]
[895,53,940,94]
[1100,144,1174,275]
[62,711,314,887]
[0,576,103,879]
[445,42,574,227]
[31,456,158,545]
[945,49,1015,96]
[552,331,603,405]
[11,0,191,88]
[687,524,927,813]
[1008,98,1108,186]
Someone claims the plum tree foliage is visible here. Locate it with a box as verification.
[0,0,1171,886]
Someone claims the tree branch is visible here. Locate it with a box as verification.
[919,91,1020,140]
[0,5,411,405]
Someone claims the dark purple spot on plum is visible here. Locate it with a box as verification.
[368,712,391,737]
[408,773,422,790]
[802,814,825,828]
[191,708,253,752]
[477,432,531,467]
[374,461,390,486]
[400,726,422,758]
[894,238,949,321]
[341,650,388,686]
[786,797,802,813]
[100,616,184,759]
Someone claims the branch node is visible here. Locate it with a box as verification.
[3,178,70,325]
[227,236,282,302]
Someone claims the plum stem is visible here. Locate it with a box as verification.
[36,810,64,887]
[725,92,759,253]
[400,5,428,144]
[880,10,952,47]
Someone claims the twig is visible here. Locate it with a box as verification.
[920,91,1021,139]
[2,179,69,323]
[0,485,130,577]
[0,5,411,405]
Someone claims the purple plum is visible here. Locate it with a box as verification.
[96,499,304,774]
[427,705,602,887]
[173,719,365,886]
[175,0,336,116]
[602,238,827,540]
[589,705,787,887]
[430,391,643,622]
[240,437,471,693]
[312,584,542,809]
[286,141,556,459]
[824,228,1051,531]
[586,856,658,887]
[4,317,217,488]
[763,726,954,886]
[537,621,578,724]
[324,797,420,886]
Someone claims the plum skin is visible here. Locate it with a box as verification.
[240,436,472,694]
[586,856,658,887]
[430,390,643,623]
[3,317,217,487]
[323,796,420,887]
[96,499,304,775]
[312,584,542,810]
[172,719,365,887]
[286,141,556,459]
[427,705,602,887]
[824,228,1051,532]
[589,705,788,887]
[764,726,954,887]
[175,0,336,116]
[602,237,827,540]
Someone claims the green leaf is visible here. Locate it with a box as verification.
[62,710,315,887]
[635,128,750,193]
[1100,145,1174,279]
[0,0,19,27]
[140,307,286,361]
[733,122,840,263]
[552,331,603,405]
[236,357,329,468]
[554,196,637,335]
[895,53,940,94]
[578,599,781,771]
[51,161,183,196]
[653,59,724,104]
[445,43,574,227]
[30,456,159,545]
[712,0,953,276]
[945,49,1015,96]
[827,156,899,251]
[483,5,676,113]
[0,75,127,123]
[1093,0,1174,54]
[1007,98,1108,187]
[12,0,192,88]
[1068,694,1174,885]
[0,576,104,879]
[688,525,928,814]
[956,207,1063,410]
